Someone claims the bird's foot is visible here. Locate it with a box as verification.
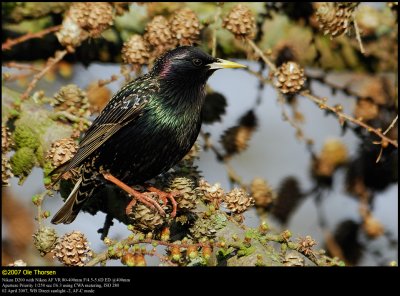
[102,173,166,217]
[145,185,178,218]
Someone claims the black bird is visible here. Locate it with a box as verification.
[51,46,245,224]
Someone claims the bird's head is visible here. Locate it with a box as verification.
[152,46,246,84]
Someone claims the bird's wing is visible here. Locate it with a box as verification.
[51,76,158,176]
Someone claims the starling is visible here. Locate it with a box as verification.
[51,46,245,224]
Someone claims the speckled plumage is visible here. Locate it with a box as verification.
[51,46,233,224]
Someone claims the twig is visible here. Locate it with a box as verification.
[2,71,35,83]
[149,250,177,266]
[98,74,120,87]
[374,114,398,163]
[224,162,247,189]
[246,39,277,73]
[2,25,61,51]
[353,19,365,55]
[211,3,222,57]
[200,130,224,160]
[300,90,398,148]
[4,62,42,72]
[383,115,398,135]
[277,93,314,146]
[199,130,246,188]
[245,67,270,83]
[21,50,68,101]
[306,71,362,99]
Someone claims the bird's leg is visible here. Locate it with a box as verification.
[145,185,178,218]
[102,173,166,217]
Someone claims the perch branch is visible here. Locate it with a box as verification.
[86,235,214,266]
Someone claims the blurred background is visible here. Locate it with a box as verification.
[2,2,398,266]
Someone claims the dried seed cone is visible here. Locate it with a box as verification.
[182,142,201,162]
[363,215,384,238]
[33,227,58,256]
[189,215,217,240]
[170,8,201,46]
[129,194,165,231]
[56,15,89,52]
[274,62,306,94]
[169,177,197,210]
[353,99,379,121]
[46,138,78,170]
[315,2,357,38]
[222,4,256,40]
[144,16,177,56]
[283,252,305,266]
[198,179,225,204]
[220,125,256,157]
[53,231,93,266]
[8,260,27,267]
[313,138,348,177]
[69,2,114,37]
[2,125,12,153]
[2,157,13,187]
[224,188,254,214]
[297,236,317,256]
[53,84,90,117]
[250,178,276,208]
[111,2,131,16]
[121,252,136,266]
[122,35,150,67]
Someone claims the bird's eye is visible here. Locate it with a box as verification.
[192,58,203,66]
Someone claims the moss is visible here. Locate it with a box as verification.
[13,124,40,150]
[43,162,54,178]
[35,144,45,166]
[10,147,36,177]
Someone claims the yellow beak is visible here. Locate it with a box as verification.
[208,59,247,70]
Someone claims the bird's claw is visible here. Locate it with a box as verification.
[145,186,179,218]
[102,172,166,217]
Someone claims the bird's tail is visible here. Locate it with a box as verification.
[51,178,85,224]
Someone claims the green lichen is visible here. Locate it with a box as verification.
[187,256,207,266]
[245,229,261,240]
[11,147,36,178]
[13,124,40,150]
[237,244,255,257]
[212,213,227,229]
[217,247,235,260]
